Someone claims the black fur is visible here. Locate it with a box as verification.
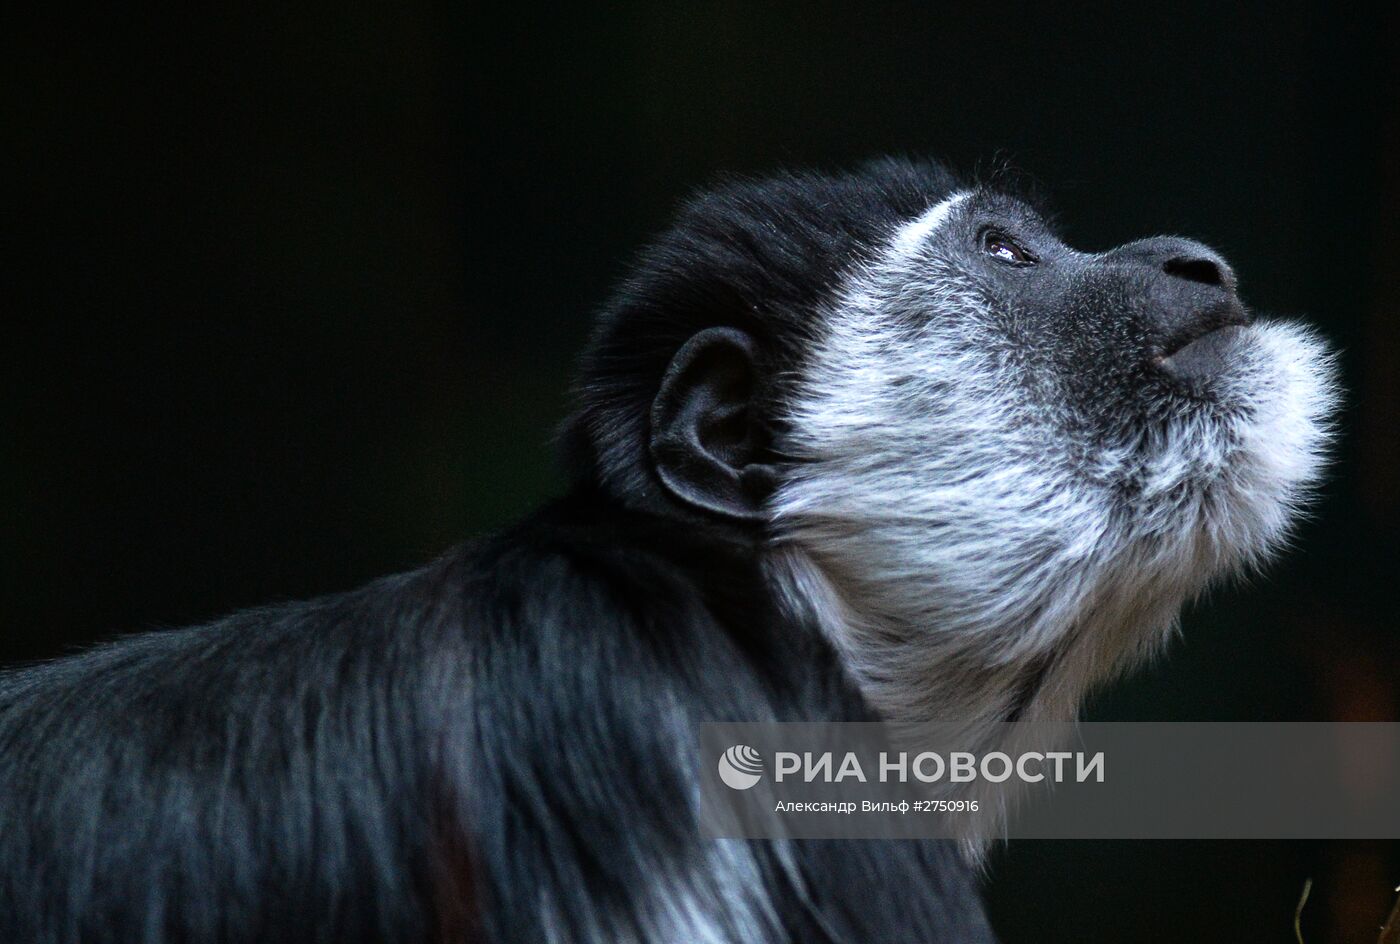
[1,160,996,942]
[563,158,960,516]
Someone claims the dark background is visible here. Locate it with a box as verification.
[8,4,1399,941]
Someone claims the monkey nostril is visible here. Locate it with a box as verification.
[1162,255,1227,289]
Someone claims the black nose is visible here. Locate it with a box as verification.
[1161,252,1233,292]
[1108,237,1250,371]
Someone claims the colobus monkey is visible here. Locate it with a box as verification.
[0,159,1335,942]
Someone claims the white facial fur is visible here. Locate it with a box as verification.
[770,192,1338,740]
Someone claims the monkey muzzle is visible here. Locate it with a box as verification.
[1118,236,1252,384]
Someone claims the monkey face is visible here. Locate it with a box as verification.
[855,188,1326,448]
[772,182,1336,723]
[930,193,1277,433]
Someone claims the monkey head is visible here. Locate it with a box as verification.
[565,159,1337,729]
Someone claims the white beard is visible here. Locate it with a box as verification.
[766,196,1338,853]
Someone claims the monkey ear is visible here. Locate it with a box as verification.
[649,327,776,523]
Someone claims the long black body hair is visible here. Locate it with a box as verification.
[0,487,993,941]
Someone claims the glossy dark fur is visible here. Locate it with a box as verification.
[1,161,996,941]
[0,496,992,942]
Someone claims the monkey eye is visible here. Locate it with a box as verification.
[981,229,1036,266]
